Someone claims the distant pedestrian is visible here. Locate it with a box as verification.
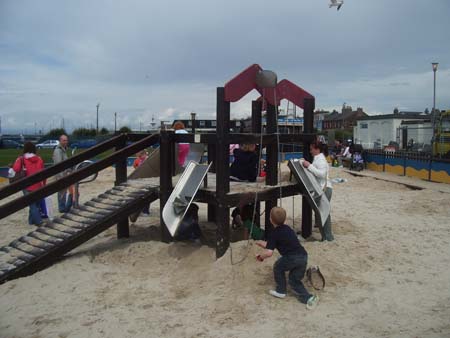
[52,134,72,213]
[12,142,46,226]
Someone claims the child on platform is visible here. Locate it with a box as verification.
[256,207,319,309]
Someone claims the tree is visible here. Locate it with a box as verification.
[46,128,67,138]
[72,128,97,138]
[119,126,132,133]
[100,127,109,135]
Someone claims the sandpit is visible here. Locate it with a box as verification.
[0,166,449,338]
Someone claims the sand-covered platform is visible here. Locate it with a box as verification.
[1,166,449,338]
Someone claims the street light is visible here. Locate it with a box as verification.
[96,103,100,134]
[431,62,439,141]
[190,111,196,133]
[432,62,438,114]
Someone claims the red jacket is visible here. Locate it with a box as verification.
[12,153,46,191]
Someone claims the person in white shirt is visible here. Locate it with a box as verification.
[301,141,334,241]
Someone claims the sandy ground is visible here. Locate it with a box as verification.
[1,166,450,338]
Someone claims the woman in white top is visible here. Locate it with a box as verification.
[301,141,334,241]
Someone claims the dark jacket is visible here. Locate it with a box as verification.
[230,148,258,182]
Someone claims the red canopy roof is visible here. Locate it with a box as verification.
[223,64,314,109]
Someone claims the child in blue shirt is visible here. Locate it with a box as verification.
[256,207,319,309]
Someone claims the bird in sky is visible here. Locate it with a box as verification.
[329,0,344,10]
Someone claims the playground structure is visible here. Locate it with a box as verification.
[0,64,318,284]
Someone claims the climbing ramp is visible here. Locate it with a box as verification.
[288,159,330,229]
[0,179,159,284]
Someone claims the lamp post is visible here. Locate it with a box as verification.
[431,62,439,148]
[114,112,117,133]
[432,62,438,115]
[96,103,100,134]
[191,111,196,133]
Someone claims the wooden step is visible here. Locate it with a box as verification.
[0,262,17,273]
[1,247,37,261]
[99,192,134,201]
[53,218,90,230]
[69,209,105,221]
[59,214,96,226]
[9,241,46,256]
[0,251,27,267]
[36,227,72,240]
[18,236,55,250]
[46,222,82,235]
[92,197,126,207]
[84,201,116,211]
[78,205,110,216]
[28,231,64,245]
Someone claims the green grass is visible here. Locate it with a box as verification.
[0,148,116,167]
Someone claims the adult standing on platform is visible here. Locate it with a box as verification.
[302,141,334,241]
[53,134,72,213]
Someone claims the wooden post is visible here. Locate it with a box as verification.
[160,130,173,243]
[115,134,129,238]
[265,102,278,233]
[252,100,262,134]
[301,98,314,238]
[207,143,216,222]
[265,103,278,186]
[216,87,230,258]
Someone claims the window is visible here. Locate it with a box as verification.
[360,123,368,129]
[211,120,216,127]
[199,120,205,127]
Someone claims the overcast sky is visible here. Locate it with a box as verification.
[1,0,449,133]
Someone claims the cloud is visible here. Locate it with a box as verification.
[0,0,450,133]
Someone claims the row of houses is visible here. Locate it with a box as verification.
[172,105,434,151]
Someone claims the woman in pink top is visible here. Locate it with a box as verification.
[173,121,190,167]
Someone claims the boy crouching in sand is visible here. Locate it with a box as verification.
[256,207,319,310]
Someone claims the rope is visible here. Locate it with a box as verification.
[229,88,266,265]
[274,88,283,207]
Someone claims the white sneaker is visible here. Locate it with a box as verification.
[269,290,286,299]
[306,295,319,310]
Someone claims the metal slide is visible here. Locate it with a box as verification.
[0,180,159,284]
[162,161,211,237]
[288,159,330,229]
[128,143,206,180]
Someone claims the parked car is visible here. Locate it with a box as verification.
[0,139,23,149]
[36,139,59,149]
[70,139,98,149]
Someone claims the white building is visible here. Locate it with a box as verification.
[353,112,430,149]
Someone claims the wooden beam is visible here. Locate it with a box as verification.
[215,87,230,258]
[115,136,129,238]
[301,97,315,238]
[159,130,173,243]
